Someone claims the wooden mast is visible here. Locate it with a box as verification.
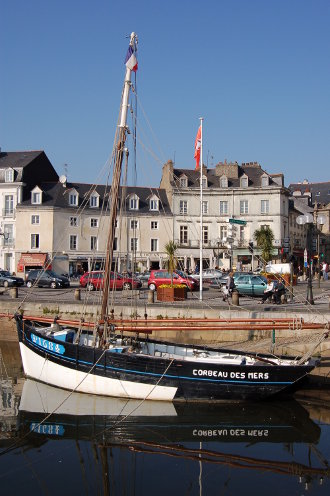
[101,32,138,322]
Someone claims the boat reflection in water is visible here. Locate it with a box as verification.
[0,379,325,495]
[19,379,321,446]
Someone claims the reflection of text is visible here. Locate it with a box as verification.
[192,369,269,380]
[193,429,269,437]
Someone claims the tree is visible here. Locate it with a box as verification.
[253,226,274,268]
[164,240,178,286]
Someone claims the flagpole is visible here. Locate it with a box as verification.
[199,117,204,301]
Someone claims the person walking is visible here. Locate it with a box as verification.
[223,272,235,301]
[322,262,329,281]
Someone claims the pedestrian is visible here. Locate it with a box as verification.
[223,272,235,301]
[322,262,329,281]
[260,278,277,304]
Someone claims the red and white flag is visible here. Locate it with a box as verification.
[194,126,201,169]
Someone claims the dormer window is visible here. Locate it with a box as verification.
[129,194,139,210]
[220,175,228,188]
[69,191,78,206]
[31,186,42,205]
[179,176,188,188]
[90,193,99,208]
[5,168,14,183]
[261,174,269,187]
[202,175,207,188]
[149,195,159,211]
[241,175,248,188]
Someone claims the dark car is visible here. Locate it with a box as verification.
[26,269,70,289]
[0,270,25,288]
[79,271,142,291]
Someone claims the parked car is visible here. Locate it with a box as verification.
[79,271,142,291]
[209,271,251,289]
[147,269,199,291]
[0,270,25,288]
[26,269,70,289]
[233,274,268,297]
[192,268,225,282]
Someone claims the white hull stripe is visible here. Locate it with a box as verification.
[19,343,177,401]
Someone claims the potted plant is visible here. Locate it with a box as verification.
[156,240,187,301]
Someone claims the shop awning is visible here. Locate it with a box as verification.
[17,253,48,268]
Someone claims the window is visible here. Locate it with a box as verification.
[90,236,97,250]
[151,221,159,229]
[180,225,188,244]
[31,215,40,225]
[261,175,269,187]
[219,201,228,215]
[4,195,14,215]
[5,169,14,182]
[220,226,227,241]
[69,193,78,206]
[90,218,98,228]
[220,176,228,188]
[202,176,207,188]
[31,234,39,249]
[129,196,138,210]
[202,201,208,214]
[31,192,41,204]
[149,198,159,211]
[241,176,248,188]
[202,226,209,244]
[240,200,248,214]
[70,235,77,250]
[130,219,138,229]
[179,200,188,214]
[130,238,138,251]
[179,177,187,188]
[261,200,269,214]
[4,225,13,246]
[239,226,245,241]
[70,217,78,227]
[90,194,99,208]
[113,237,118,251]
[151,239,158,252]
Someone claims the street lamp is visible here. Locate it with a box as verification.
[296,214,314,304]
[316,214,326,288]
[296,213,325,304]
[214,237,221,267]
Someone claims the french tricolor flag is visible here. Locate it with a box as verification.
[124,45,138,72]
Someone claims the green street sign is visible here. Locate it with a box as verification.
[228,218,247,225]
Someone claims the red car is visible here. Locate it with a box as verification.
[147,269,199,291]
[79,271,142,291]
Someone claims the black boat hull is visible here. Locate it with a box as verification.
[15,316,315,402]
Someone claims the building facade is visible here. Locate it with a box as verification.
[160,160,290,271]
[0,150,58,272]
[15,180,173,276]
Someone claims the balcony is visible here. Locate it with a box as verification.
[2,209,16,219]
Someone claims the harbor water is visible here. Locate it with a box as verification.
[0,340,329,496]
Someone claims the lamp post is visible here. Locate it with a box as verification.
[215,237,221,267]
[316,214,326,288]
[296,213,326,304]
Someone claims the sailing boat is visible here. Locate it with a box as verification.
[14,33,318,402]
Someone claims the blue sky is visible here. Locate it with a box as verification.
[1,0,329,187]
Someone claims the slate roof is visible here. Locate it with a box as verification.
[172,163,281,188]
[288,181,330,206]
[0,150,58,198]
[18,181,172,215]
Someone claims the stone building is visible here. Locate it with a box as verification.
[160,160,290,271]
